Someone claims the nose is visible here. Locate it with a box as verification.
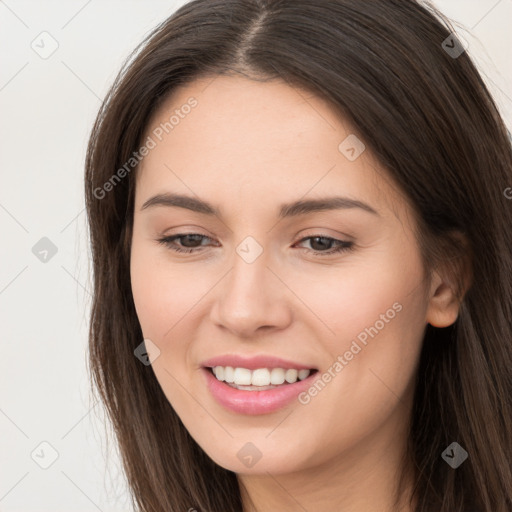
[209,248,292,339]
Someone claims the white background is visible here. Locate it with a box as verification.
[1,1,511,510]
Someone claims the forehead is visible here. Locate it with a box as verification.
[135,75,408,222]
[143,74,351,156]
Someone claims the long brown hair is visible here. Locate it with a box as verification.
[84,1,512,510]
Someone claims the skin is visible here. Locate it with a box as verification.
[130,75,462,512]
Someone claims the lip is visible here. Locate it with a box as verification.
[201,354,316,371]
[202,367,319,415]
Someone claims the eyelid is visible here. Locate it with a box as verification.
[296,227,354,241]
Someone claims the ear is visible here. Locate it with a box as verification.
[425,271,461,328]
[425,233,472,328]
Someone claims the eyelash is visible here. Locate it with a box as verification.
[156,233,354,257]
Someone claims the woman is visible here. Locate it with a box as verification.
[84,1,512,511]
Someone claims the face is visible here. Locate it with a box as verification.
[130,75,448,476]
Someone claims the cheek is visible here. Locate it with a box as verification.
[296,257,418,348]
[130,244,197,406]
[130,242,202,339]
[296,290,425,465]
[130,253,168,339]
[296,245,427,408]
[316,274,426,411]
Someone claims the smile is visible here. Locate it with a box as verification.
[202,366,319,415]
[211,366,313,389]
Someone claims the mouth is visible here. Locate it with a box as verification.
[207,366,318,390]
[201,365,319,415]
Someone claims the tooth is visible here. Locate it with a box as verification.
[298,369,310,380]
[224,366,235,383]
[233,367,252,385]
[214,366,225,381]
[270,368,286,385]
[251,368,270,386]
[285,369,298,383]
[212,365,312,386]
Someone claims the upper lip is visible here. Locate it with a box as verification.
[201,354,317,371]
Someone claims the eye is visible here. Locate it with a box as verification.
[157,233,215,253]
[293,235,354,256]
[157,233,353,257]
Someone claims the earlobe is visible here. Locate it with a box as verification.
[425,276,461,328]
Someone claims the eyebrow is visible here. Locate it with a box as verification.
[140,193,380,218]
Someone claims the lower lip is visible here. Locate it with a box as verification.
[202,367,318,415]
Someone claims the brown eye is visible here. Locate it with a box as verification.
[295,236,353,256]
[157,233,215,253]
